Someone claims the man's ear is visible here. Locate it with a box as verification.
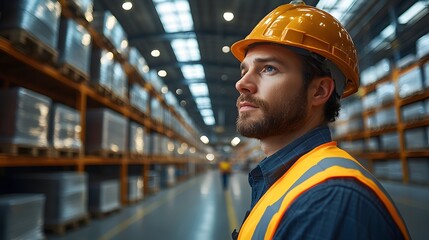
[309,77,335,106]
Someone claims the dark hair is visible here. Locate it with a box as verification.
[301,55,341,123]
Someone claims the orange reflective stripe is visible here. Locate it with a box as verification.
[264,166,409,240]
[238,142,410,240]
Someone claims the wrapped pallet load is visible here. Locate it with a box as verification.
[0,194,45,240]
[0,0,61,61]
[0,87,51,155]
[11,172,88,227]
[49,103,82,157]
[85,108,128,157]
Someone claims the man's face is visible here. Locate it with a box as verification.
[235,44,308,139]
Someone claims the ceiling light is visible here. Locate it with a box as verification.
[222,46,230,53]
[200,135,210,144]
[189,147,196,153]
[231,137,241,146]
[223,12,234,21]
[161,86,168,93]
[122,1,133,10]
[206,153,215,161]
[398,1,428,24]
[151,49,160,57]
[81,33,91,46]
[176,89,183,95]
[180,100,187,106]
[158,70,167,77]
[200,109,213,117]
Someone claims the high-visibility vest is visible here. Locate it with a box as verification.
[238,142,409,240]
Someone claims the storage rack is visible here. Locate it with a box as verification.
[0,0,207,204]
[333,54,429,184]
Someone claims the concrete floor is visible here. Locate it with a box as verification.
[47,170,429,240]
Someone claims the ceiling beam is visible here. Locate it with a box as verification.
[128,30,246,43]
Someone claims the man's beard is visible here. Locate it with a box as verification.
[236,89,307,139]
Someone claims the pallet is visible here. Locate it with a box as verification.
[44,213,90,235]
[90,207,121,219]
[92,150,125,159]
[0,143,51,157]
[58,63,89,83]
[0,28,57,64]
[110,94,128,106]
[89,82,113,97]
[51,148,81,158]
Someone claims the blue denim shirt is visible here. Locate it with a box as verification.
[245,125,404,240]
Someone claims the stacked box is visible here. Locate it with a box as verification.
[424,62,429,88]
[398,68,423,98]
[380,132,400,151]
[160,165,176,188]
[376,107,397,127]
[128,176,143,201]
[365,137,380,151]
[408,158,429,183]
[147,171,160,193]
[57,18,91,75]
[88,179,120,214]
[0,194,45,240]
[92,11,128,54]
[401,101,425,123]
[129,122,145,155]
[85,108,128,155]
[90,48,115,90]
[0,87,51,147]
[71,0,93,18]
[376,82,395,105]
[416,33,429,59]
[112,62,127,99]
[373,159,403,180]
[404,127,427,150]
[12,172,87,225]
[49,103,82,150]
[0,0,61,50]
[130,84,149,114]
[128,47,150,80]
[144,133,152,155]
[151,98,163,123]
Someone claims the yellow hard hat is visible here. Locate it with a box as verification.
[231,1,359,98]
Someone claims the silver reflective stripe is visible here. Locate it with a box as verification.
[253,157,401,238]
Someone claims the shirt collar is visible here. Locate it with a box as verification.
[250,125,332,188]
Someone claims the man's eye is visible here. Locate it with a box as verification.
[263,65,276,73]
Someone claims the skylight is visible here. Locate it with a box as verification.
[181,64,205,79]
[153,0,215,127]
[398,1,428,25]
[154,1,193,33]
[316,0,363,26]
[189,83,209,97]
[171,38,201,61]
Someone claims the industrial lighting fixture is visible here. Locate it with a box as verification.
[222,46,230,53]
[151,49,160,57]
[398,1,428,25]
[122,1,133,10]
[200,135,210,144]
[231,137,241,147]
[158,70,167,77]
[223,12,234,21]
[206,153,215,161]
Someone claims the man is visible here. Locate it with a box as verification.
[219,158,232,190]
[231,1,410,239]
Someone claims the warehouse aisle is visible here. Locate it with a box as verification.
[46,170,429,240]
[47,170,251,240]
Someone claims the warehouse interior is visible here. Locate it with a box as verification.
[0,0,428,239]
